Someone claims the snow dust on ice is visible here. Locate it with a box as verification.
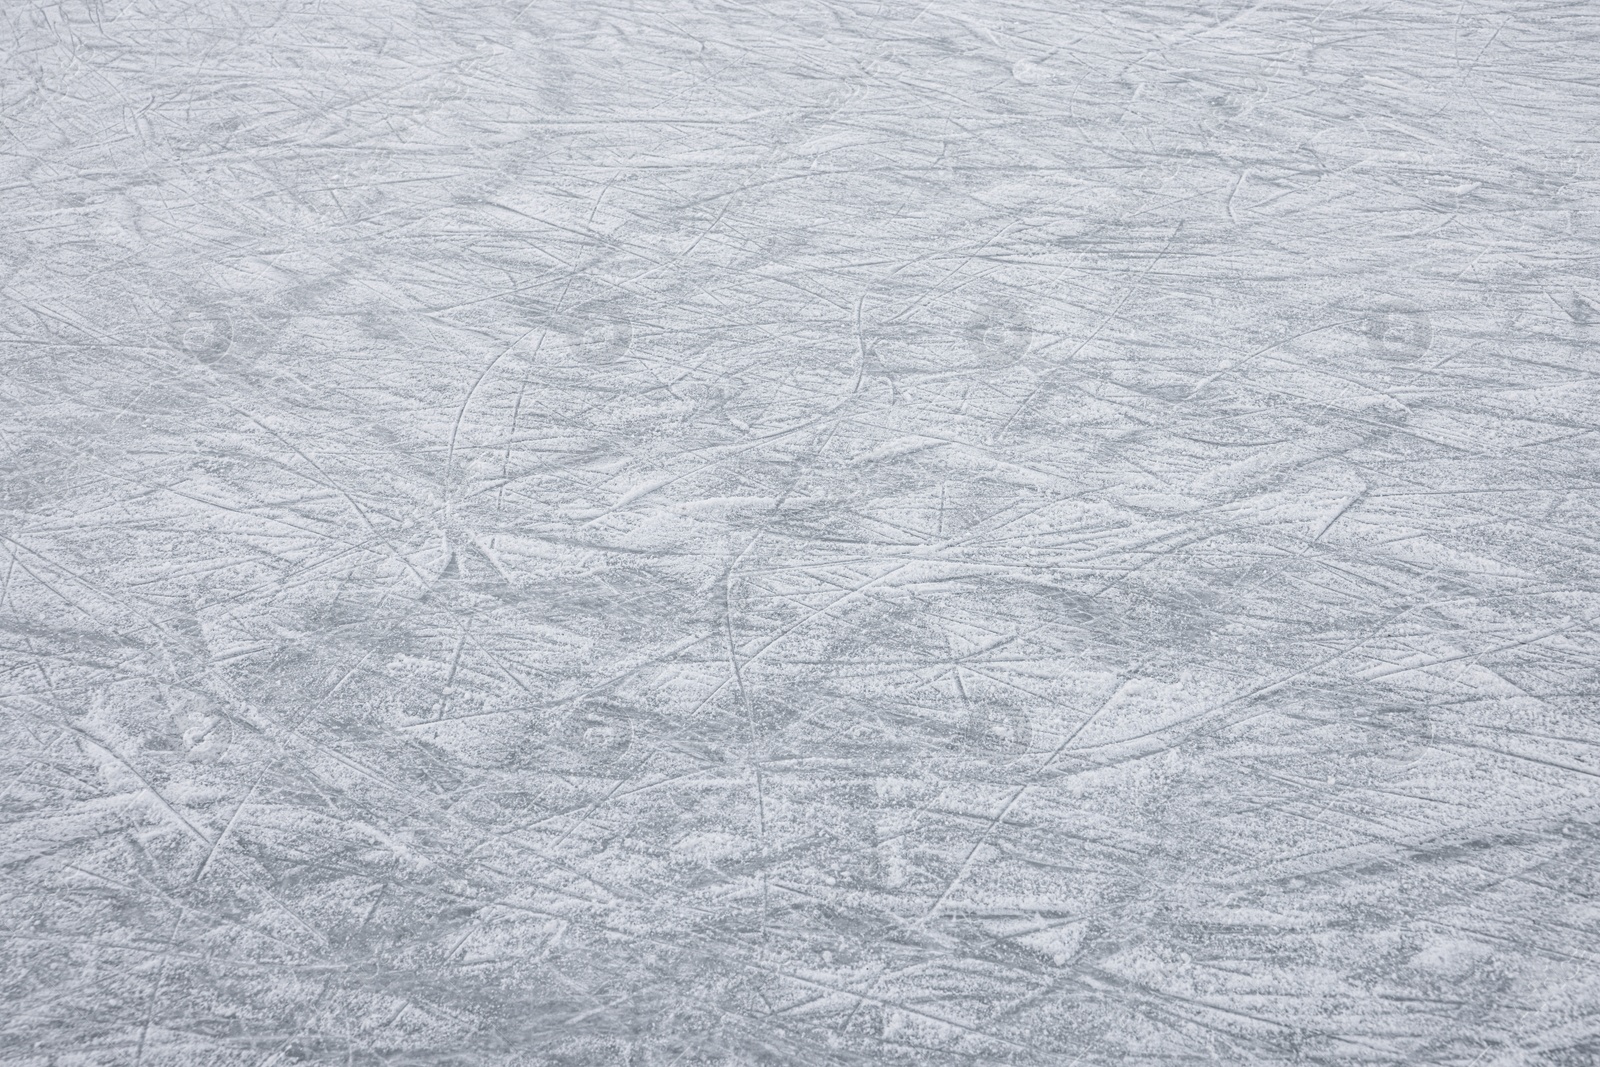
[3,0,1599,1064]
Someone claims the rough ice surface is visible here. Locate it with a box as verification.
[3,0,1599,1063]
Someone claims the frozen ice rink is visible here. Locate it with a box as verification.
[3,1,1599,1063]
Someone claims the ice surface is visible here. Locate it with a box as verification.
[3,0,1599,1063]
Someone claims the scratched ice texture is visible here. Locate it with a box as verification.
[3,0,1600,1064]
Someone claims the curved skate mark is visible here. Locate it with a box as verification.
[443,263,591,517]
[1363,301,1433,361]
[964,316,1034,369]
[558,699,639,769]
[444,322,552,514]
[173,311,233,365]
[1011,50,1062,85]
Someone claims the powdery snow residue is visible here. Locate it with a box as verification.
[2,1,1598,1064]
